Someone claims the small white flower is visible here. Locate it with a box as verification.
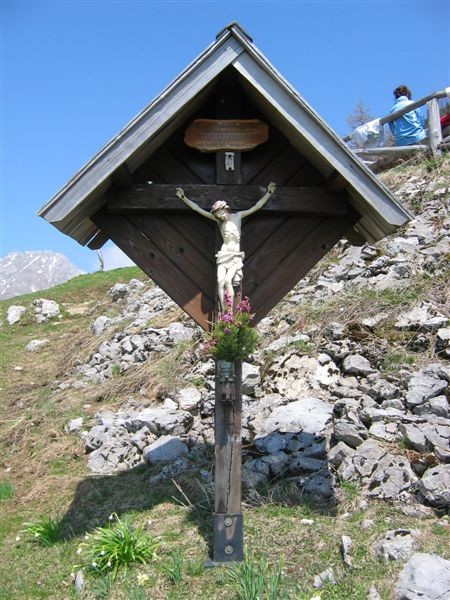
[107,561,111,567]
[137,573,149,586]
[77,547,82,554]
[34,532,40,537]
[310,596,321,600]
[84,534,89,540]
[100,550,105,555]
[15,536,20,542]
[92,561,97,567]
[108,514,114,521]
[70,572,75,578]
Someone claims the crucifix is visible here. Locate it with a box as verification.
[179,113,275,565]
[175,182,276,311]
[94,114,355,563]
[38,22,409,576]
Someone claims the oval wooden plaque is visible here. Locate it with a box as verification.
[184,119,268,153]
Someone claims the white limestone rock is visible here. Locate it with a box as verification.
[168,322,194,342]
[242,362,261,395]
[176,387,201,412]
[32,299,61,323]
[66,417,83,434]
[143,435,188,465]
[91,316,113,336]
[342,354,374,376]
[257,397,333,437]
[25,339,49,352]
[373,529,420,562]
[313,567,336,589]
[6,305,26,325]
[417,464,450,508]
[395,553,450,600]
[132,407,193,436]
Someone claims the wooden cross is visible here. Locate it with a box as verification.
[93,104,358,567]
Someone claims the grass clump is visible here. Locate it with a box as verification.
[0,481,14,501]
[228,554,285,600]
[160,549,184,584]
[75,513,160,580]
[22,515,63,546]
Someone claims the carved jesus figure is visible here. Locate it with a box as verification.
[176,182,276,311]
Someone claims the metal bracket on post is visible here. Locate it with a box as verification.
[205,513,244,567]
[225,152,235,171]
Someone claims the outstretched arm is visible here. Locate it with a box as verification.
[238,182,276,219]
[175,187,216,221]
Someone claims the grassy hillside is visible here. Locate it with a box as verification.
[0,159,449,599]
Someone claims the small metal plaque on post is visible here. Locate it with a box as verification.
[217,360,236,402]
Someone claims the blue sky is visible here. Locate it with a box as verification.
[2,0,449,273]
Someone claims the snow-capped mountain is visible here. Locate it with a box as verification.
[0,251,84,300]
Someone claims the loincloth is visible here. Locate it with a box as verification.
[215,250,245,285]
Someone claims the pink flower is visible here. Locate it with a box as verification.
[223,327,231,334]
[236,297,252,314]
[224,291,233,308]
[220,312,233,323]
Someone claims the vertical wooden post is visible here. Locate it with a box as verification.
[209,77,245,565]
[212,357,244,563]
[427,98,442,157]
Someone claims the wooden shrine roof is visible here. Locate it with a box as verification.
[38,22,410,246]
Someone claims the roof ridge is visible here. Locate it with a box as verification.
[216,21,253,43]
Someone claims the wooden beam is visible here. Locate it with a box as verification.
[213,360,244,563]
[111,163,135,189]
[128,214,216,299]
[243,216,322,288]
[108,184,349,216]
[244,209,360,322]
[427,98,443,157]
[87,229,110,250]
[325,170,347,192]
[353,146,428,157]
[92,209,214,330]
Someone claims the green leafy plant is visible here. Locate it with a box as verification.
[338,478,360,502]
[290,340,315,354]
[189,376,206,388]
[185,556,205,577]
[161,550,184,584]
[228,554,285,600]
[110,363,122,377]
[126,583,148,600]
[75,513,160,580]
[89,573,112,599]
[201,294,258,361]
[23,515,63,546]
[0,481,13,501]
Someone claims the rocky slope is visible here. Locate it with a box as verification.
[4,156,450,598]
[10,158,449,506]
[0,250,83,300]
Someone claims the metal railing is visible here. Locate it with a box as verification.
[343,87,450,160]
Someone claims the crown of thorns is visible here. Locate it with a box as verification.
[211,200,230,213]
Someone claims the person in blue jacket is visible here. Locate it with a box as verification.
[389,85,427,146]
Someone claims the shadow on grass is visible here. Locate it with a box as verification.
[59,434,337,559]
[59,458,215,555]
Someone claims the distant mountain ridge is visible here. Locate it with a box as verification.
[0,251,84,300]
